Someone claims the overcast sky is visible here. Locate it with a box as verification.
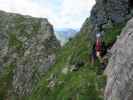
[0,0,95,29]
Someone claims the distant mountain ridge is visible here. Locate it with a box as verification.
[55,28,79,45]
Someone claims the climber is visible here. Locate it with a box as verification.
[91,33,102,65]
[95,33,103,62]
[91,32,107,68]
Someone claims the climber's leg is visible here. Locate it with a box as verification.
[91,50,96,65]
[96,51,103,63]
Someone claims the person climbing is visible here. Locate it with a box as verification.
[91,32,107,69]
[96,33,103,61]
[91,33,102,65]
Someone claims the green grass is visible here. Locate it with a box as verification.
[0,64,16,100]
[103,24,124,44]
[28,31,106,100]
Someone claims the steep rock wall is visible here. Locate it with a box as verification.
[104,18,133,100]
[81,0,133,40]
[0,10,60,99]
[90,0,132,27]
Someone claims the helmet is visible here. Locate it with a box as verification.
[96,33,101,38]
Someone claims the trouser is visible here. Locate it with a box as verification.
[96,51,103,63]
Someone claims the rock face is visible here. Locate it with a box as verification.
[90,0,133,27]
[104,18,133,100]
[80,18,94,42]
[0,10,60,99]
[80,0,133,42]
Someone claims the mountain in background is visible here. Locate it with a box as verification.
[55,28,79,45]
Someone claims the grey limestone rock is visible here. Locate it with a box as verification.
[104,17,133,100]
[0,10,60,99]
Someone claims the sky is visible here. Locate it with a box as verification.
[0,0,95,29]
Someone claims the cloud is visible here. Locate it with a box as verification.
[51,0,95,29]
[0,0,53,17]
[0,0,95,29]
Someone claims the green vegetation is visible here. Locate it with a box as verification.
[103,24,124,44]
[8,33,23,50]
[29,31,106,100]
[0,64,16,100]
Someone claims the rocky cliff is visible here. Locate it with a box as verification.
[104,17,133,100]
[91,0,133,28]
[81,0,133,43]
[79,0,133,100]
[88,0,133,100]
[0,10,60,99]
[80,0,133,41]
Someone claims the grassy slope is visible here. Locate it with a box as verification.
[29,31,106,100]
